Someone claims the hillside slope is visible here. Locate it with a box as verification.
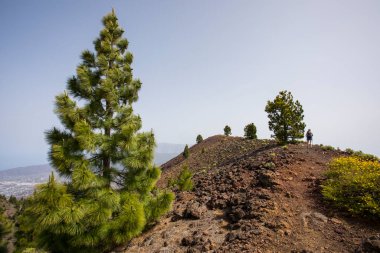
[125,135,380,253]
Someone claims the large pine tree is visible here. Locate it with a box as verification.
[265,90,306,144]
[22,10,174,253]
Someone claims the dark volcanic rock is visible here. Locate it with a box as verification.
[228,207,246,222]
[127,136,378,253]
[256,169,277,188]
[356,234,380,253]
[183,201,207,219]
[181,230,212,252]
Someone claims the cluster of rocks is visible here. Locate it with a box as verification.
[356,234,380,253]
[194,146,294,214]
[181,230,216,252]
[176,146,297,251]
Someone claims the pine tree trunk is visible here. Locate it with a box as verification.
[103,100,112,185]
[283,124,288,143]
[103,50,114,185]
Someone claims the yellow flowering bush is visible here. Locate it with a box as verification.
[322,156,380,217]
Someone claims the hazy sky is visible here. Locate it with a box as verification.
[1,0,380,170]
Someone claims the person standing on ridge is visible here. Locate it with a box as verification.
[306,129,313,148]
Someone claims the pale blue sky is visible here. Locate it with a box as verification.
[1,0,380,170]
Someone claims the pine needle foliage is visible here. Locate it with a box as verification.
[177,165,194,191]
[244,123,257,140]
[167,165,194,191]
[0,205,11,253]
[183,145,190,159]
[265,90,305,144]
[21,10,173,253]
[196,134,203,144]
[224,125,231,136]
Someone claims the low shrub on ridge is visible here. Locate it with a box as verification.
[322,156,380,217]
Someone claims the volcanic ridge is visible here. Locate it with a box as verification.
[125,135,380,253]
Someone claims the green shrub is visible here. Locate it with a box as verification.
[167,178,176,188]
[263,162,276,169]
[344,148,378,162]
[322,157,380,217]
[321,145,335,151]
[353,151,379,162]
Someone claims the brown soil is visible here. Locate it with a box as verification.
[124,135,380,253]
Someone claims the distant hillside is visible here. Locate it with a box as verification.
[155,153,179,166]
[155,143,185,165]
[0,143,184,198]
[156,143,185,154]
[126,135,380,253]
[0,164,53,198]
[0,164,52,180]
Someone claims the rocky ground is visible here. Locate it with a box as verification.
[123,135,380,253]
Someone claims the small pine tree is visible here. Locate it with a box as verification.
[196,134,203,144]
[177,165,194,191]
[183,144,190,159]
[166,165,194,191]
[21,10,174,253]
[265,90,306,144]
[244,123,257,140]
[224,125,231,136]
